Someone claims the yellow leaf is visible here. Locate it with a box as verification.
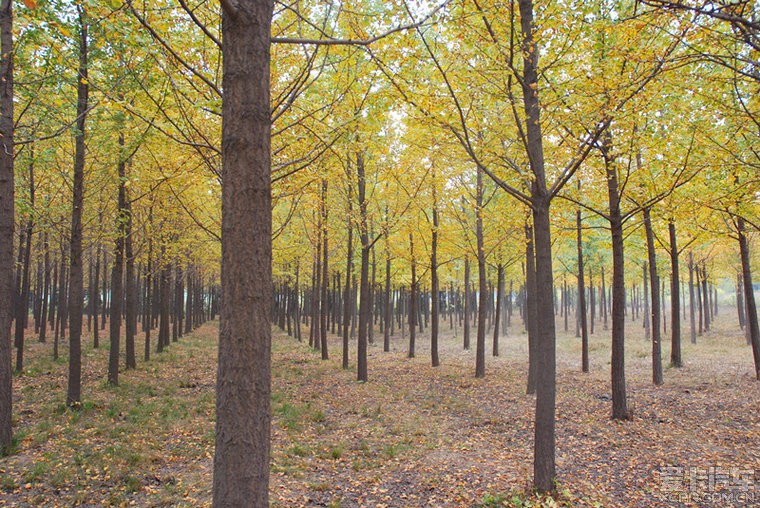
[24,0,37,8]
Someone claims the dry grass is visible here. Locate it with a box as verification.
[1,306,759,507]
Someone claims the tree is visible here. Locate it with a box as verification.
[213,0,273,506]
[67,5,89,409]
[0,0,13,454]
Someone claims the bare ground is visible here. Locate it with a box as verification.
[1,308,759,507]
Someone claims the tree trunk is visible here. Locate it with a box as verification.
[737,272,745,330]
[668,221,682,368]
[14,216,32,373]
[431,172,440,367]
[14,155,34,372]
[185,266,193,334]
[589,268,595,335]
[383,236,391,353]
[604,136,629,420]
[643,262,651,340]
[493,263,503,357]
[92,243,100,348]
[108,133,127,386]
[643,207,663,386]
[101,251,108,330]
[475,165,486,378]
[213,1,273,505]
[125,211,136,369]
[463,256,470,350]
[577,201,589,372]
[408,233,416,359]
[67,7,89,408]
[738,217,760,380]
[157,258,170,352]
[602,266,608,330]
[356,152,370,381]
[144,238,152,361]
[688,253,697,344]
[701,263,710,332]
[320,179,329,360]
[0,0,14,452]
[39,234,51,343]
[342,179,353,368]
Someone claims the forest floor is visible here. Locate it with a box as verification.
[1,309,759,507]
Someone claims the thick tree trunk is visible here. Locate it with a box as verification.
[342,181,353,368]
[589,268,595,335]
[213,1,273,505]
[431,174,440,367]
[737,272,745,330]
[577,202,589,372]
[643,207,663,386]
[668,221,682,368]
[157,258,170,352]
[701,264,710,332]
[738,217,760,380]
[39,234,50,343]
[532,203,556,489]
[108,133,127,386]
[320,179,329,360]
[643,263,651,340]
[383,238,391,353]
[92,243,100,348]
[101,251,108,330]
[14,217,31,372]
[696,259,703,336]
[408,233,417,359]
[357,152,370,381]
[67,8,89,408]
[475,165,486,378]
[517,0,558,490]
[124,200,136,369]
[14,158,33,372]
[602,266,608,330]
[0,0,14,452]
[463,256,470,350]
[605,137,629,420]
[143,240,152,361]
[493,263,503,357]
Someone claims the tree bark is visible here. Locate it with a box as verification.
[14,156,33,372]
[431,172,440,367]
[701,263,710,332]
[67,7,89,408]
[357,152,370,381]
[577,200,589,373]
[738,217,760,380]
[108,133,127,386]
[463,256,470,350]
[0,0,14,453]
[143,238,152,361]
[383,236,391,353]
[737,271,745,330]
[320,179,329,360]
[342,179,353,368]
[689,251,697,344]
[643,207,663,386]
[213,1,273,505]
[668,221,682,368]
[475,164,486,378]
[604,135,629,420]
[493,263,503,357]
[408,233,417,359]
[124,199,136,369]
[39,233,51,343]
